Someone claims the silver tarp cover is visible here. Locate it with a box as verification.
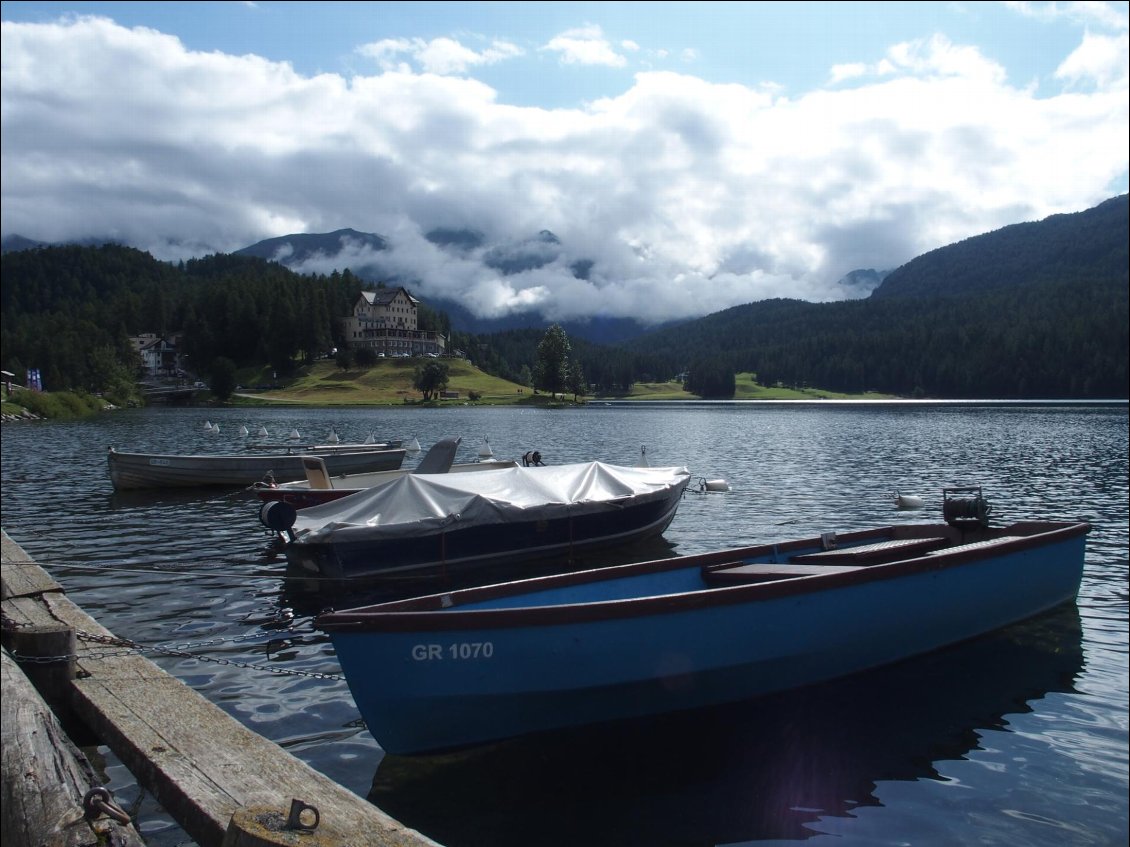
[292,462,691,542]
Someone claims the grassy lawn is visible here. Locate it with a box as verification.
[596,374,893,402]
[0,361,892,418]
[228,360,892,406]
[235,358,534,406]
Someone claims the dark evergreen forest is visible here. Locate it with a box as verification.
[1,195,1126,400]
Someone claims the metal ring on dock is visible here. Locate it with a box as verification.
[82,786,132,825]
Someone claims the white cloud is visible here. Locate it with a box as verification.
[358,35,523,75]
[833,34,1009,86]
[542,25,628,67]
[1005,1,1129,30]
[1,14,1126,326]
[1056,30,1130,87]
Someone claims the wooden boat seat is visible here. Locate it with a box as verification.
[789,536,948,564]
[702,562,864,585]
[925,536,1023,555]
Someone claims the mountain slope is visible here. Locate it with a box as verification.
[871,194,1128,299]
[234,228,387,263]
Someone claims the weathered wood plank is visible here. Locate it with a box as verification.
[2,649,145,847]
[1,533,439,847]
[2,530,61,599]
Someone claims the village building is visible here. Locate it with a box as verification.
[129,333,183,378]
[341,287,446,358]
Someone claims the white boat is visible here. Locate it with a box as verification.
[107,443,406,490]
[255,437,519,509]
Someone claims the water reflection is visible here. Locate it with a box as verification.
[368,604,1084,847]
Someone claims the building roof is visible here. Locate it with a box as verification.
[361,287,418,307]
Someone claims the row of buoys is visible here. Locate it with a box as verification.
[200,422,307,440]
[204,421,428,447]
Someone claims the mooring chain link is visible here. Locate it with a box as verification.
[7,626,343,681]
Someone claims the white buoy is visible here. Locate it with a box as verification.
[327,428,340,444]
[238,425,249,437]
[406,436,422,454]
[895,491,925,510]
[700,478,731,492]
[478,437,493,459]
[636,446,650,467]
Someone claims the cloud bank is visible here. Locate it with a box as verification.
[1,10,1127,325]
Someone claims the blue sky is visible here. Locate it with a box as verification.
[2,1,1127,323]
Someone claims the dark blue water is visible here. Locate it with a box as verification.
[2,402,1126,847]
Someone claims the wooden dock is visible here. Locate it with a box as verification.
[1,530,440,847]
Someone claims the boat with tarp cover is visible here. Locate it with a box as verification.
[272,461,692,585]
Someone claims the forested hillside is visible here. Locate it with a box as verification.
[619,277,1125,398]
[1,196,1126,401]
[1,246,361,395]
[617,196,1128,399]
[871,194,1128,300]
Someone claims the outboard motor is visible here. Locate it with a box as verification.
[943,486,991,528]
[259,500,298,541]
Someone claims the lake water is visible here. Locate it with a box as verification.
[1,402,1127,847]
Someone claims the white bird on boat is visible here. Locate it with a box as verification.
[478,437,494,459]
[895,490,925,510]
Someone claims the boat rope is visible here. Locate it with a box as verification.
[2,557,290,582]
[3,619,344,681]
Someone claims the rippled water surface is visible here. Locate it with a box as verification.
[2,402,1127,847]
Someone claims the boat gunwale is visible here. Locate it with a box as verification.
[315,520,1090,633]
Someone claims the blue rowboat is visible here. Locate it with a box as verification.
[316,493,1089,755]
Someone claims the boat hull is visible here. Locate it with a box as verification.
[317,521,1089,754]
[107,447,406,490]
[285,483,687,581]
